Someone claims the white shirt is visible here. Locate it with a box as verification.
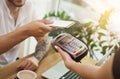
[0,0,40,67]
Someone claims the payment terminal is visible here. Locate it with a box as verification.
[51,33,88,62]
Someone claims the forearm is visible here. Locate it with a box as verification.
[69,62,100,79]
[17,39,48,71]
[0,28,30,54]
[69,55,114,79]
[34,40,48,62]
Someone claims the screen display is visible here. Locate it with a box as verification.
[58,36,71,45]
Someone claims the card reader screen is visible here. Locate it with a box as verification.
[58,36,71,45]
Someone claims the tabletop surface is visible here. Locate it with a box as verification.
[0,47,62,79]
[0,47,96,79]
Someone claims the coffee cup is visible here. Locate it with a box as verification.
[16,70,37,79]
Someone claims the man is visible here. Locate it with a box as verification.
[0,0,53,70]
[55,45,120,79]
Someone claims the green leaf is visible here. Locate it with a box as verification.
[101,46,108,55]
[60,11,65,19]
[84,22,92,27]
[98,32,106,39]
[48,12,53,16]
[108,45,113,49]
[101,51,106,55]
[48,29,63,38]
[91,43,97,49]
[99,41,106,46]
[118,42,120,46]
[43,14,48,19]
[98,9,113,30]
[64,16,71,20]
[57,11,60,17]
[100,25,107,30]
[114,45,119,50]
[87,39,93,45]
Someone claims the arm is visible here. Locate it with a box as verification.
[0,20,53,55]
[55,46,114,79]
[17,35,50,71]
[0,27,29,54]
[68,55,114,79]
[33,37,48,61]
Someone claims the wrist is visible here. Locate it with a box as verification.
[20,24,34,37]
[33,41,47,61]
[29,55,39,64]
[33,53,40,61]
[16,26,31,38]
[65,60,76,69]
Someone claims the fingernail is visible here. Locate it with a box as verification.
[54,46,58,49]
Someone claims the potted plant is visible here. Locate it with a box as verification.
[43,10,120,60]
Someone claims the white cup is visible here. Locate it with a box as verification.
[17,70,37,79]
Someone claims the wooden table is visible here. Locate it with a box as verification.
[0,47,96,79]
[0,47,63,79]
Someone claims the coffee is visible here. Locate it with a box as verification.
[17,70,37,79]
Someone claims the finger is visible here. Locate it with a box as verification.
[36,36,45,41]
[55,46,70,61]
[24,61,32,70]
[37,20,55,31]
[38,23,54,32]
[17,61,28,70]
[39,20,53,24]
[27,65,37,71]
[27,65,34,70]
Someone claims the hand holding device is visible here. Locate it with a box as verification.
[51,33,88,62]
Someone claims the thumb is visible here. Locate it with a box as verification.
[54,46,70,61]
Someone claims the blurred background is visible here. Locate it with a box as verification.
[19,0,120,61]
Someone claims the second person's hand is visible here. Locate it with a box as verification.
[54,46,76,69]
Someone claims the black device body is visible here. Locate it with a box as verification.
[51,33,88,62]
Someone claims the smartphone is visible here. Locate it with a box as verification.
[51,33,88,62]
[47,20,75,28]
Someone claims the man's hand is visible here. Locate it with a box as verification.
[17,56,39,71]
[21,20,54,38]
